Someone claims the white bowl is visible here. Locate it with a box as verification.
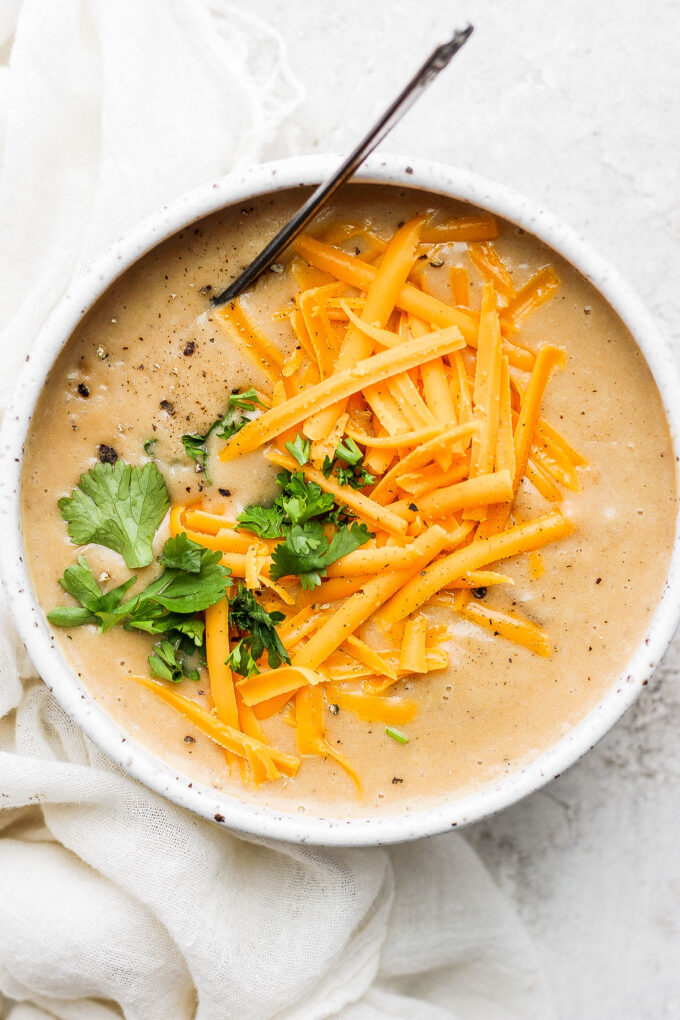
[2,154,679,846]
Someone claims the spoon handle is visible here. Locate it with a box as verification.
[213,24,473,307]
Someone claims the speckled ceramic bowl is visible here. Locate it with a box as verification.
[2,154,679,845]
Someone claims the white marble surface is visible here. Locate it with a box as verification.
[250,0,680,1015]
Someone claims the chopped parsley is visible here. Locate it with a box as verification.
[322,437,375,490]
[149,638,200,684]
[385,726,409,744]
[237,471,372,589]
[270,519,371,590]
[226,583,290,676]
[58,460,170,569]
[285,433,311,466]
[181,389,264,481]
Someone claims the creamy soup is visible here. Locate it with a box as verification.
[20,184,676,817]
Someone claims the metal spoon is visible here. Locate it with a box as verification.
[212,24,473,307]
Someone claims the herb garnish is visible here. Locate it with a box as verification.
[181,389,264,480]
[285,433,311,466]
[270,519,371,590]
[385,726,409,744]
[236,471,372,589]
[149,638,200,683]
[322,437,375,490]
[58,461,170,569]
[226,583,290,676]
[48,535,232,680]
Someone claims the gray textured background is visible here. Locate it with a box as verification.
[251,1,680,1015]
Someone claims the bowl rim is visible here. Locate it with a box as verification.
[2,152,679,846]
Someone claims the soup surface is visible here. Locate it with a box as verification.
[21,184,676,817]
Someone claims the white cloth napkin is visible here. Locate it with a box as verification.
[0,3,556,1017]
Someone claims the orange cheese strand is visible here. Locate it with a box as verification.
[237,666,325,706]
[324,684,418,725]
[292,525,451,670]
[476,345,566,541]
[467,282,503,515]
[461,600,551,657]
[502,266,560,328]
[495,356,516,478]
[219,325,465,462]
[132,676,299,778]
[420,214,499,243]
[295,685,361,792]
[303,216,426,440]
[297,282,344,379]
[526,458,562,503]
[399,615,428,673]
[181,525,251,555]
[169,505,187,538]
[252,691,294,721]
[396,459,470,499]
[377,511,573,624]
[371,420,479,505]
[214,299,284,386]
[450,266,471,307]
[418,470,514,520]
[345,422,446,449]
[325,525,455,577]
[205,598,239,729]
[341,634,398,681]
[469,242,516,301]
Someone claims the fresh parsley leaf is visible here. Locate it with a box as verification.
[226,638,260,678]
[149,638,200,684]
[182,391,264,478]
[158,532,205,573]
[277,472,335,526]
[335,437,363,466]
[228,388,264,411]
[58,461,170,569]
[270,520,371,589]
[227,583,289,675]
[235,504,286,539]
[124,607,205,646]
[335,463,376,490]
[143,438,157,457]
[122,544,230,617]
[47,556,137,631]
[285,433,311,466]
[322,438,375,489]
[47,605,97,628]
[181,434,210,476]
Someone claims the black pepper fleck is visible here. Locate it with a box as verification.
[98,444,118,464]
[472,586,487,599]
[183,341,196,356]
[77,383,90,398]
[184,735,196,744]
[392,777,404,784]
[218,488,231,498]
[160,399,176,416]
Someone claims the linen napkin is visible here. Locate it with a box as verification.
[0,3,555,1017]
